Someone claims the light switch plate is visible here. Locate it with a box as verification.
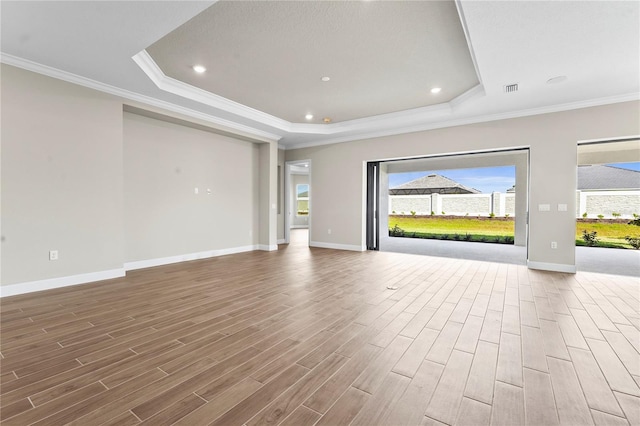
[558,204,568,211]
[538,204,551,212]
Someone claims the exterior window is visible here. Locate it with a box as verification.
[296,184,309,216]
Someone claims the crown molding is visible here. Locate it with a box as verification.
[133,50,292,132]
[450,84,486,110]
[455,0,484,86]
[285,91,640,150]
[0,52,282,143]
[4,52,637,152]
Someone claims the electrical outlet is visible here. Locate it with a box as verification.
[551,242,558,249]
[327,228,332,235]
[49,250,59,261]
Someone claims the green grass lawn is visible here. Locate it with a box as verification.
[389,216,514,236]
[388,216,640,249]
[576,221,638,249]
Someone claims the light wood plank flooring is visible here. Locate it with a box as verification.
[1,231,639,425]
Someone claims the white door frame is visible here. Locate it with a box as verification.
[284,159,312,245]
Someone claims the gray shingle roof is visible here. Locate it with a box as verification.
[578,165,640,190]
[390,174,480,195]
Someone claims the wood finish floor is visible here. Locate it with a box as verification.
[1,230,639,425]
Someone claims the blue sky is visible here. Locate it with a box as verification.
[612,162,640,171]
[389,162,640,194]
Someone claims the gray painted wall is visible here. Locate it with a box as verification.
[123,112,260,262]
[1,64,278,289]
[277,149,285,240]
[2,65,124,285]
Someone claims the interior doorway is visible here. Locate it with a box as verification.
[284,160,311,245]
[367,149,530,265]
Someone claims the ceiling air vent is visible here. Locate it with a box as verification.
[504,83,519,93]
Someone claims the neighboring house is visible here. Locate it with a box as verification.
[577,165,640,218]
[389,174,480,195]
[577,164,640,190]
[391,165,640,218]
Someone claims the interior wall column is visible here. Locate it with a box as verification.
[259,141,278,250]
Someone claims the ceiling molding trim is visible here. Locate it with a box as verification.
[454,0,483,85]
[133,50,293,132]
[450,84,486,110]
[577,135,640,145]
[1,52,282,143]
[286,92,640,150]
[288,102,453,136]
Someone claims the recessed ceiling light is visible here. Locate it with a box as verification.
[321,76,330,82]
[304,164,309,167]
[192,65,206,73]
[546,75,568,84]
[305,114,313,120]
[323,117,332,123]
[430,87,442,94]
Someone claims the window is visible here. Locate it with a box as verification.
[296,184,309,216]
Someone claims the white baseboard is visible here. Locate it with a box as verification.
[1,245,264,297]
[0,268,126,298]
[124,245,258,271]
[310,241,366,252]
[277,239,286,244]
[527,260,576,274]
[258,244,278,251]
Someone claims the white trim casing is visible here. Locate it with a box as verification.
[258,244,279,251]
[310,241,366,252]
[277,239,286,244]
[0,269,126,298]
[527,261,576,274]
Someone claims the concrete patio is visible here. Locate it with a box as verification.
[381,235,640,277]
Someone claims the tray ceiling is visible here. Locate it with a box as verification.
[146,1,479,124]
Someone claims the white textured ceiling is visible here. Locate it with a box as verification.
[1,1,638,148]
[147,1,478,123]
